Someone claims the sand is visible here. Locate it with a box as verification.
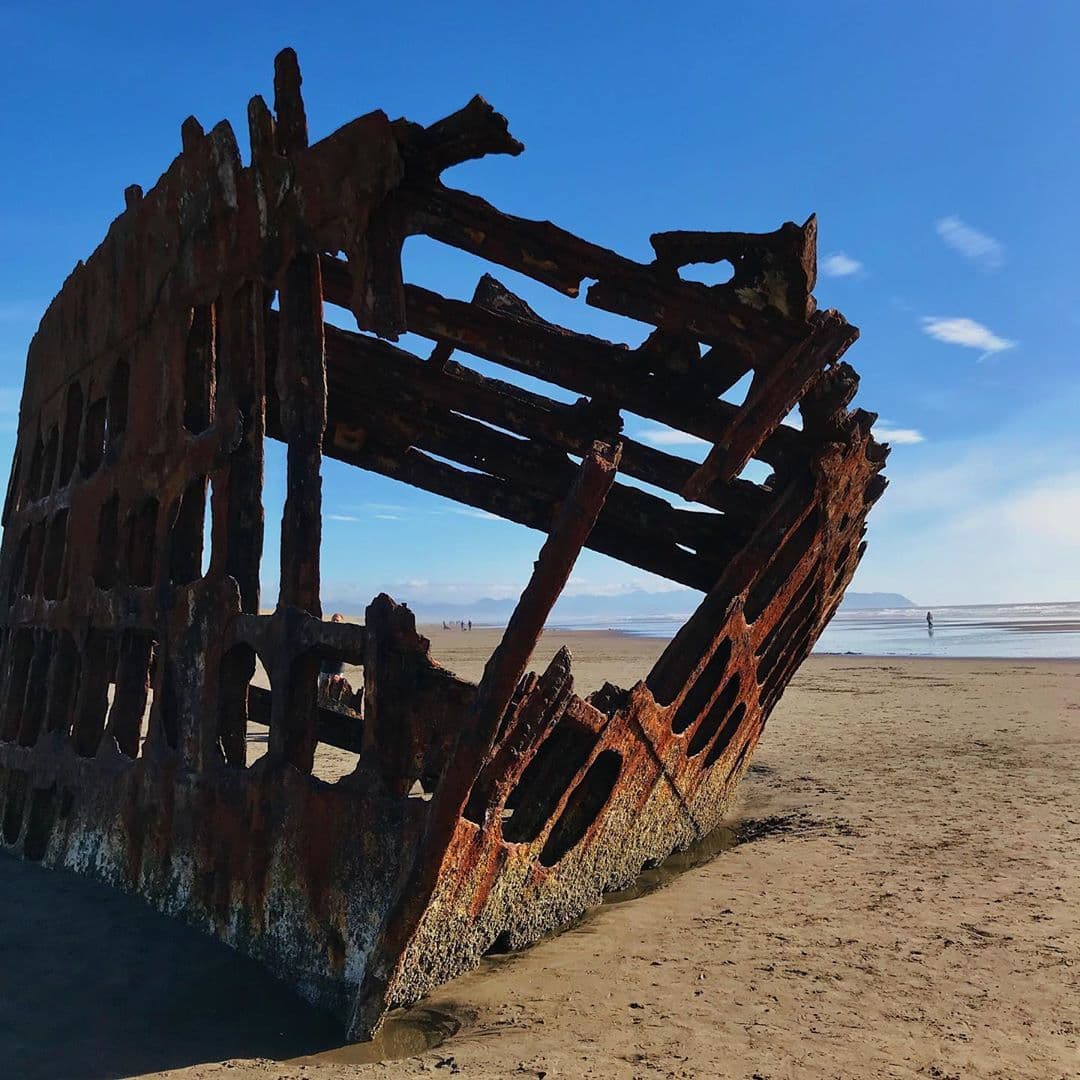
[1,634,1077,1080]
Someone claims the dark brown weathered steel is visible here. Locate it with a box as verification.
[0,50,887,1040]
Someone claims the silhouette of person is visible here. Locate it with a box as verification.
[320,613,346,687]
[926,610,934,636]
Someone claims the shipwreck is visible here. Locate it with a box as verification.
[0,50,887,1040]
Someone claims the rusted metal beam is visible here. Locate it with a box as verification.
[474,440,622,742]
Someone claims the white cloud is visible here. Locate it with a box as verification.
[360,502,408,513]
[921,316,1015,358]
[936,216,1004,271]
[872,424,925,445]
[991,476,1080,545]
[850,384,1080,604]
[639,428,709,448]
[449,507,501,522]
[562,576,691,597]
[329,510,403,522]
[821,252,863,278]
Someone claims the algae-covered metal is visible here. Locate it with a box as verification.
[0,50,887,1039]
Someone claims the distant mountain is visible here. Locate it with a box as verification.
[367,587,916,624]
[838,592,915,610]
[400,588,699,625]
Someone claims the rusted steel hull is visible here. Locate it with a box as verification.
[0,50,887,1040]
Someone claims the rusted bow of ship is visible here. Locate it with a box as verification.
[0,49,887,1040]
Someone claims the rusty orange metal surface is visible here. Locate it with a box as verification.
[0,49,887,1040]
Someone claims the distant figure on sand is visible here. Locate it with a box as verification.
[320,613,346,688]
[926,610,934,635]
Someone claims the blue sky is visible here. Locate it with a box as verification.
[2,2,1077,608]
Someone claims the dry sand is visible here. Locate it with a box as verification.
[1,632,1077,1080]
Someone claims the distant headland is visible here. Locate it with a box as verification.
[350,588,917,625]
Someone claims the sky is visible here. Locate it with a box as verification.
[1,1,1077,609]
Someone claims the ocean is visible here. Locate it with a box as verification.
[551,601,1080,659]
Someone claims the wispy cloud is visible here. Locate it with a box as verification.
[639,428,709,448]
[935,216,1004,271]
[563,575,691,597]
[851,382,1080,603]
[328,510,403,522]
[921,316,1015,358]
[332,501,502,524]
[449,507,501,522]
[361,502,407,513]
[872,423,925,445]
[821,252,863,278]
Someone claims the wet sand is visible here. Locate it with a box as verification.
[1,635,1077,1079]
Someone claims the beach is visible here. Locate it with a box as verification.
[1,634,1077,1079]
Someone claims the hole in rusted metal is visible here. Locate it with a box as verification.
[201,478,214,577]
[108,359,130,452]
[6,528,29,604]
[108,632,156,758]
[218,643,254,768]
[44,631,80,738]
[39,425,58,499]
[184,305,216,434]
[498,721,597,841]
[539,749,622,866]
[25,433,42,503]
[703,702,747,767]
[743,510,819,624]
[23,519,45,598]
[169,476,207,585]
[258,441,287,603]
[72,630,112,757]
[59,382,84,486]
[285,651,321,774]
[671,637,732,734]
[126,497,158,587]
[687,672,741,757]
[1,630,35,742]
[94,494,119,588]
[311,739,361,783]
[41,509,68,600]
[18,632,53,747]
[677,260,735,287]
[722,369,753,408]
[756,580,818,687]
[81,397,107,477]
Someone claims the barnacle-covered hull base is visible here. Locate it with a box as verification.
[0,51,887,1039]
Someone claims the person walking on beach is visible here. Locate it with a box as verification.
[926,610,934,635]
[320,613,347,689]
